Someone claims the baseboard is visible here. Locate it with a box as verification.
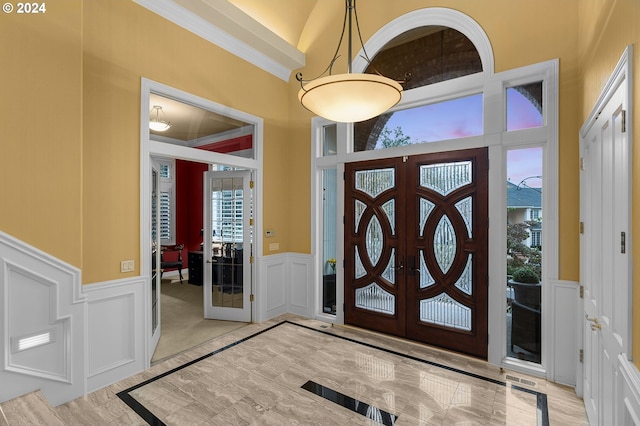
[619,355,640,424]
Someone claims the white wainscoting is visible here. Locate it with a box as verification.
[620,355,640,425]
[82,277,147,394]
[0,231,86,406]
[549,279,580,386]
[287,254,314,317]
[257,253,313,322]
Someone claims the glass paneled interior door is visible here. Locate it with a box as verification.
[203,170,252,322]
[150,161,161,358]
[345,149,488,358]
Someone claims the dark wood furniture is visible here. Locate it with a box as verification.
[160,244,184,283]
[188,250,243,290]
[188,251,203,285]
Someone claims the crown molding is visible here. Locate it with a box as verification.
[134,0,305,82]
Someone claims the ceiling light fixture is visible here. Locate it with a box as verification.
[296,0,409,123]
[149,105,171,132]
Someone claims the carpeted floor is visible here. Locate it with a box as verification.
[151,274,247,363]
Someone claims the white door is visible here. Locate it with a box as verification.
[581,71,631,425]
[150,161,162,358]
[203,170,253,322]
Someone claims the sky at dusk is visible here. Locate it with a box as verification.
[381,89,543,185]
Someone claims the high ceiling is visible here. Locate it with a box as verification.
[226,0,318,47]
[144,0,321,143]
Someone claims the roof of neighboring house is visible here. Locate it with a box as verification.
[507,181,542,208]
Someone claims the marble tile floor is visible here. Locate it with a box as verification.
[0,314,589,425]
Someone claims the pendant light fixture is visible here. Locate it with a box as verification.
[296,0,407,123]
[149,105,171,132]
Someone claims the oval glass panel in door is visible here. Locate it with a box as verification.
[434,215,456,274]
[365,215,384,267]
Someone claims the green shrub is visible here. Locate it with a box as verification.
[512,266,540,284]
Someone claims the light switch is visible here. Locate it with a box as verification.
[269,242,279,251]
[121,260,135,272]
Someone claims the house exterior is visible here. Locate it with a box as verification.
[507,180,542,248]
[1,0,639,422]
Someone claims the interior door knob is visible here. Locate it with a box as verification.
[585,314,600,323]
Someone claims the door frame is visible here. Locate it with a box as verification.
[578,45,633,419]
[139,78,263,367]
[311,61,559,378]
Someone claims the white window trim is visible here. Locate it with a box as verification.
[311,8,559,381]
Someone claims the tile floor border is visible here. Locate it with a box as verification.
[117,320,549,425]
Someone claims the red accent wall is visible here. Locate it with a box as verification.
[174,134,253,255]
[176,160,208,253]
[197,134,252,153]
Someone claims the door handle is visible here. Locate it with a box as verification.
[407,256,419,274]
[585,314,599,323]
[586,314,602,330]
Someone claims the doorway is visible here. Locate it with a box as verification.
[141,79,263,366]
[344,148,489,358]
[150,159,251,363]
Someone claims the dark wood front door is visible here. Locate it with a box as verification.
[345,148,488,358]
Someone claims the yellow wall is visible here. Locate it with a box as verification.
[0,0,83,267]
[577,0,640,365]
[80,1,292,283]
[3,1,633,349]
[1,1,295,283]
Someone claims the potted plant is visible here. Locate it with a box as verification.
[511,266,540,284]
[509,266,541,311]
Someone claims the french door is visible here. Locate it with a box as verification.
[149,160,161,358]
[203,170,253,322]
[345,148,488,358]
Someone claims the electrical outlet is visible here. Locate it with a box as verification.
[121,260,135,272]
[269,242,279,251]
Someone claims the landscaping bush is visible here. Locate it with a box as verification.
[512,266,540,284]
